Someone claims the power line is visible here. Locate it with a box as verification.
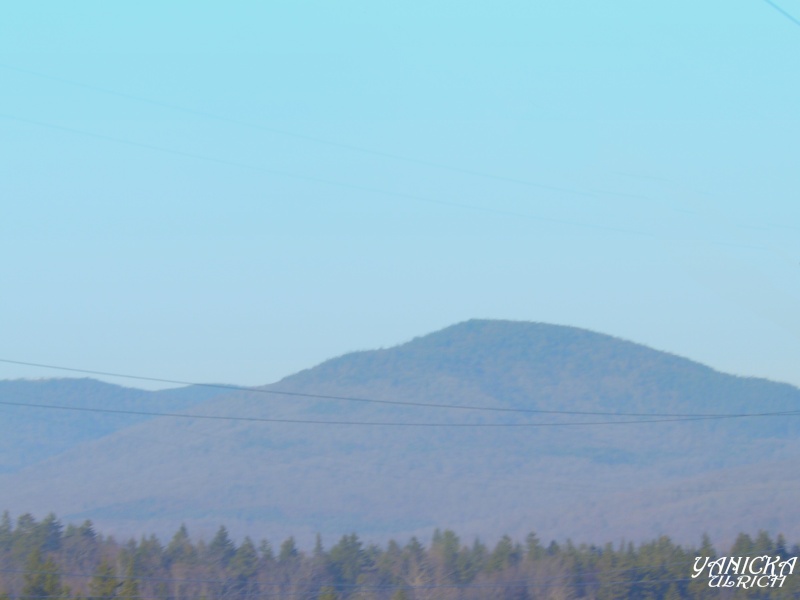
[3,112,774,256]
[0,62,639,202]
[1,398,765,428]
[1,357,797,420]
[2,75,775,256]
[764,0,800,27]
[0,112,655,240]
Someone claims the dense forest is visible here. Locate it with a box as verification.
[0,512,796,599]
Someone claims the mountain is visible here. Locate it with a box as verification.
[1,320,798,547]
[0,378,226,473]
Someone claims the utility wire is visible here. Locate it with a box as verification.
[4,68,772,253]
[0,62,638,202]
[3,112,773,255]
[1,357,797,420]
[0,112,655,239]
[0,399,797,428]
[0,400,764,427]
[764,0,800,27]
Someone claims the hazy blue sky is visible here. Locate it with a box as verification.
[2,1,799,389]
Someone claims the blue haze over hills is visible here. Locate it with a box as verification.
[1,320,798,547]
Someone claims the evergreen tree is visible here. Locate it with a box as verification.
[487,535,520,573]
[165,524,196,566]
[13,514,39,562]
[22,548,64,600]
[229,536,259,597]
[376,539,403,584]
[313,534,325,560]
[525,531,544,562]
[208,526,236,568]
[686,532,717,599]
[458,538,487,583]
[134,534,166,577]
[698,533,716,559]
[230,537,258,579]
[402,537,430,591]
[62,520,99,572]
[278,537,299,563]
[753,530,774,555]
[317,586,338,600]
[431,529,460,580]
[258,539,274,563]
[89,559,120,600]
[775,533,788,558]
[38,514,63,553]
[0,512,11,553]
[730,532,755,556]
[117,568,139,600]
[328,534,366,586]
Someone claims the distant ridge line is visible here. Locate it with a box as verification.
[2,398,798,428]
[1,357,798,421]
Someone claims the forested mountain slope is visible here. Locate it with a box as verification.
[1,320,798,545]
[0,378,224,474]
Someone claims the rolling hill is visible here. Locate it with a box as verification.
[1,320,798,547]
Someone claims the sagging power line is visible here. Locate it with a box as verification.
[1,357,797,420]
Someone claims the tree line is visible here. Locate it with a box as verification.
[0,512,797,599]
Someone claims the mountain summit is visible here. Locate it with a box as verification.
[1,320,798,545]
[280,319,797,421]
